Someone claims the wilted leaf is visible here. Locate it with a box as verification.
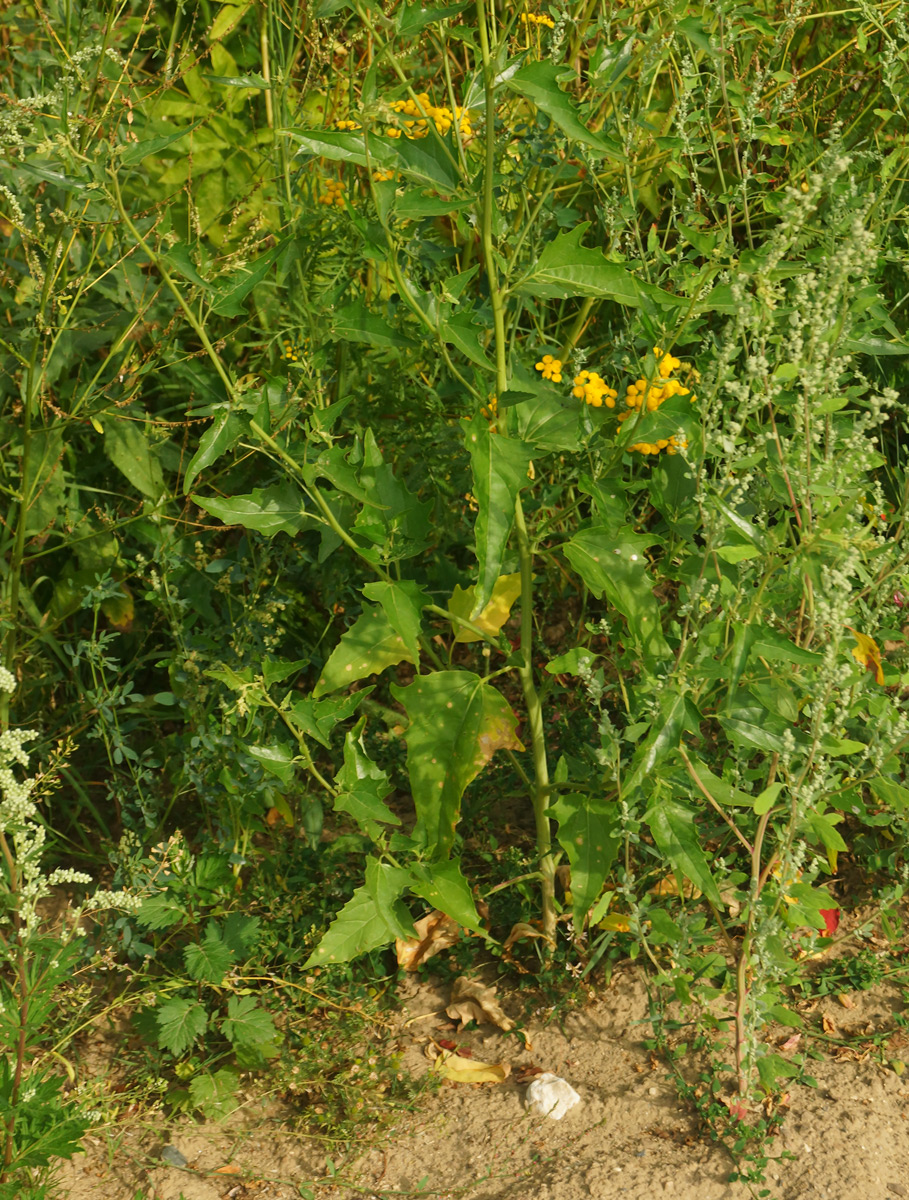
[431,1049,510,1084]
[396,910,462,970]
[448,573,522,643]
[503,922,549,954]
[446,976,514,1032]
[848,627,884,684]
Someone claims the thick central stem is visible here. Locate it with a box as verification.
[474,0,555,942]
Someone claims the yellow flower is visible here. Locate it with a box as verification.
[535,353,563,383]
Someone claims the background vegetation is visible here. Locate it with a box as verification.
[1,0,909,1195]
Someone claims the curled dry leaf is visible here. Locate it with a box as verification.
[447,975,514,1032]
[396,910,462,971]
[837,993,855,1009]
[503,922,550,954]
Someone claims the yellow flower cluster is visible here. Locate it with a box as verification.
[335,119,361,131]
[319,178,345,207]
[625,433,688,456]
[572,370,618,408]
[389,93,472,139]
[535,354,563,382]
[520,12,555,27]
[616,346,694,457]
[480,394,498,421]
[372,168,395,182]
[282,338,304,363]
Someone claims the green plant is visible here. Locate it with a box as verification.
[0,668,139,1198]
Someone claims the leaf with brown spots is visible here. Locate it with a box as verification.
[392,672,523,858]
[314,605,414,698]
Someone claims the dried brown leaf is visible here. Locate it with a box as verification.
[503,922,549,954]
[447,975,514,1032]
[395,910,462,971]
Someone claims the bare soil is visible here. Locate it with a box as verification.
[56,959,909,1200]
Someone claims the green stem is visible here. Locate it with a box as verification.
[475,0,555,942]
[107,172,238,403]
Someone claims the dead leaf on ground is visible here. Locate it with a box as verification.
[837,993,855,1009]
[822,1014,838,1035]
[779,1033,801,1052]
[427,1045,510,1084]
[396,910,462,971]
[447,975,514,1033]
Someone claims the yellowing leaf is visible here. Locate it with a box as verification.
[448,574,522,643]
[597,914,631,932]
[431,1049,510,1084]
[848,627,884,684]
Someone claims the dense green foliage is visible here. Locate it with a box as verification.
[2,0,909,1194]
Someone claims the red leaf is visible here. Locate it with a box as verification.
[820,908,840,937]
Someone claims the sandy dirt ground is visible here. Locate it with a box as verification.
[56,958,909,1200]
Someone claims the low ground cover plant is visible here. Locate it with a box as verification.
[2,0,909,1194]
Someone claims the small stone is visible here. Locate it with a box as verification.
[888,1185,906,1198]
[160,1145,187,1168]
[525,1072,581,1120]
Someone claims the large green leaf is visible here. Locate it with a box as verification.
[562,526,670,660]
[407,860,484,933]
[440,309,494,368]
[364,859,415,941]
[104,416,164,499]
[391,671,523,857]
[353,429,433,559]
[548,793,620,930]
[291,128,461,191]
[517,226,641,304]
[193,482,311,537]
[332,299,418,349]
[304,881,402,966]
[183,923,232,984]
[362,580,428,665]
[506,61,622,157]
[464,414,533,616]
[183,409,244,494]
[333,718,401,840]
[314,605,415,697]
[512,391,583,452]
[156,999,207,1056]
[623,691,692,797]
[397,0,469,34]
[645,798,723,905]
[288,690,371,748]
